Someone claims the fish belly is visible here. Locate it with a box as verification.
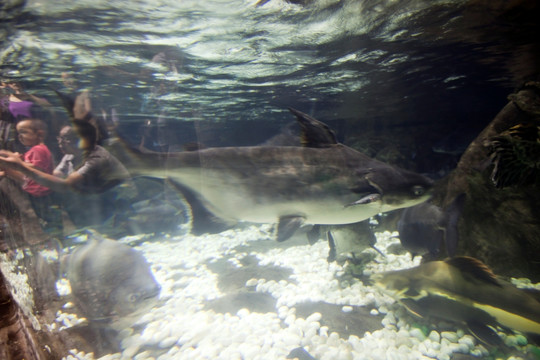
[167,170,382,224]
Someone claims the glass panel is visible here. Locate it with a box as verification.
[1,1,539,359]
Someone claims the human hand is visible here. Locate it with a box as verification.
[0,150,24,170]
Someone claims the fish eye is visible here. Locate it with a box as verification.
[411,186,425,196]
[129,293,140,303]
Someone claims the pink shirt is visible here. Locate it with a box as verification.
[22,144,53,197]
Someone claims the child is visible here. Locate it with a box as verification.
[1,118,62,235]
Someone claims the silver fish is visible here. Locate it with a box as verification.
[62,230,160,329]
[128,108,433,241]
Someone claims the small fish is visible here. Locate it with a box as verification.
[397,193,465,259]
[62,229,160,330]
[374,256,540,346]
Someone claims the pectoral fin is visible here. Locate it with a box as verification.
[307,224,321,245]
[400,298,427,318]
[167,178,234,235]
[466,321,504,347]
[327,231,337,262]
[276,215,305,242]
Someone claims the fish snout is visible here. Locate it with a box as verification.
[129,282,161,304]
[146,283,162,299]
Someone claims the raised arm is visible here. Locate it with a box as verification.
[0,150,83,192]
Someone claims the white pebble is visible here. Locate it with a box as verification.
[342,306,353,313]
[423,346,438,358]
[327,332,340,347]
[63,302,75,309]
[319,326,329,338]
[306,312,322,322]
[123,345,141,358]
[245,278,258,287]
[449,342,469,353]
[505,334,518,347]
[238,343,260,359]
[320,346,339,360]
[409,328,426,341]
[417,342,428,355]
[438,354,450,360]
[237,308,250,318]
[428,330,440,343]
[283,333,301,347]
[134,351,152,360]
[441,331,458,343]
[284,314,296,326]
[159,336,177,349]
[458,335,475,349]
[474,344,489,356]
[370,308,379,316]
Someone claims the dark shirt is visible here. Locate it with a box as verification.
[74,145,131,193]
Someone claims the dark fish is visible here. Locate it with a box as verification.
[397,193,465,259]
[397,202,444,259]
[287,347,318,360]
[310,221,381,263]
[374,256,540,346]
[127,108,433,242]
[62,230,160,329]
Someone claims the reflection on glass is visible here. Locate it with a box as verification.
[0,1,540,359]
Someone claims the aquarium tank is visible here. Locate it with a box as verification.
[1,0,540,359]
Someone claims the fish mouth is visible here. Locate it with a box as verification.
[145,284,162,301]
[348,182,384,207]
[344,193,382,208]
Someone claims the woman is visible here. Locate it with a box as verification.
[0,71,59,154]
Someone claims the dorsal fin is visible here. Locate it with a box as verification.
[53,88,76,121]
[288,107,338,148]
[445,256,501,287]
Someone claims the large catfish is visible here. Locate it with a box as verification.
[128,108,433,241]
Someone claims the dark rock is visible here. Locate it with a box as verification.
[439,85,540,280]
[205,292,277,315]
[295,302,383,338]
